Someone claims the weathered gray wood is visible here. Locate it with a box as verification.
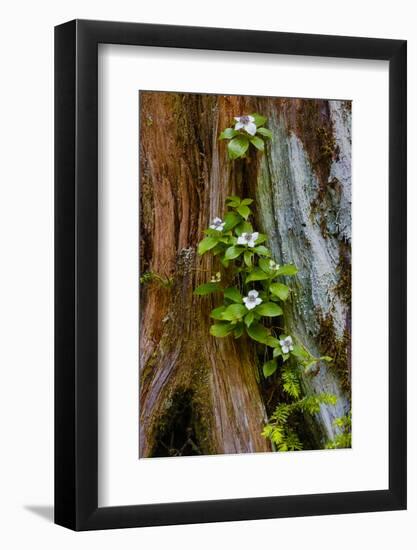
[254,99,352,444]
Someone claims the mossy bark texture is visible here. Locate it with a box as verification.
[139,92,351,456]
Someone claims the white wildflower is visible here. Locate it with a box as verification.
[243,290,262,310]
[209,217,225,231]
[237,231,259,248]
[211,272,221,283]
[234,115,257,136]
[269,260,280,270]
[279,336,294,354]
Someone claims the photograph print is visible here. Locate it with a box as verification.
[139,91,352,458]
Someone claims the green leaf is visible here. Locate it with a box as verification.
[234,323,244,338]
[263,359,278,377]
[221,303,247,321]
[198,237,218,255]
[204,228,224,237]
[321,356,333,362]
[245,268,270,283]
[223,211,241,231]
[244,311,255,327]
[227,135,249,159]
[256,302,283,317]
[254,234,267,244]
[210,323,233,337]
[253,245,270,256]
[226,195,241,206]
[257,127,272,139]
[246,322,269,344]
[243,250,253,267]
[249,136,265,151]
[236,204,251,219]
[251,113,267,127]
[225,245,244,260]
[259,257,273,274]
[304,360,319,373]
[270,282,290,301]
[235,221,253,236]
[266,336,281,348]
[273,347,282,358]
[291,345,310,360]
[194,282,220,295]
[212,244,225,256]
[240,198,254,205]
[276,264,298,276]
[219,128,238,140]
[210,306,227,320]
[224,287,242,303]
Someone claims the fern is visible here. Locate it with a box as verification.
[281,364,301,399]
[278,429,303,452]
[263,391,338,452]
[326,413,351,449]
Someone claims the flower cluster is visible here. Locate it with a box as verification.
[234,115,257,136]
[210,217,225,231]
[237,231,259,248]
[279,336,294,354]
[243,290,262,310]
[195,195,332,379]
[194,114,337,452]
[219,112,273,159]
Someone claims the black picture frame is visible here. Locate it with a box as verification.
[55,19,407,531]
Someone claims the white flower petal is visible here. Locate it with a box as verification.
[234,116,241,122]
[247,240,256,248]
[255,298,262,305]
[245,301,256,310]
[248,290,259,298]
[245,122,257,136]
[213,217,222,224]
[237,236,246,245]
[215,226,223,231]
[235,122,244,130]
[282,346,289,354]
[252,232,259,241]
[248,115,255,122]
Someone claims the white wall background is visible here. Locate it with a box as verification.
[0,1,414,548]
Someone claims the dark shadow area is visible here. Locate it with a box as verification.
[24,505,54,523]
[151,388,202,457]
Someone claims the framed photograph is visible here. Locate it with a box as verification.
[55,19,407,530]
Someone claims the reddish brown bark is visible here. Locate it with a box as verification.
[139,92,270,457]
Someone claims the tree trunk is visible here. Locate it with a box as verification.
[139,93,271,457]
[139,92,351,456]
[252,98,352,446]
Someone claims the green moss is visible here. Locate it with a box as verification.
[316,311,351,395]
[334,240,351,306]
[148,360,215,458]
[294,101,340,239]
[296,101,337,189]
[342,100,352,113]
[140,271,173,288]
[314,126,336,182]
